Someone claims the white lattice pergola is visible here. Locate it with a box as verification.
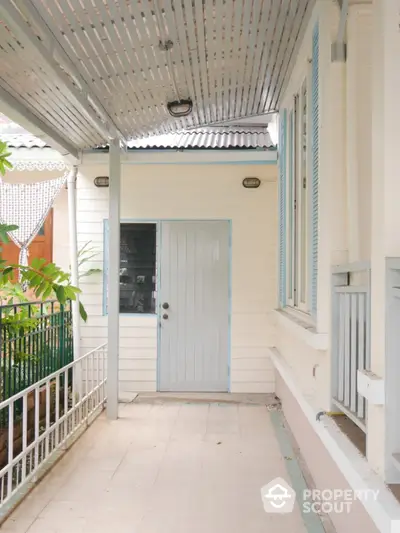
[0,0,314,419]
[0,0,313,156]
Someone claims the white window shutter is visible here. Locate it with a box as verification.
[310,22,319,318]
[278,109,287,307]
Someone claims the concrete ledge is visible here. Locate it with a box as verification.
[273,309,329,350]
[268,346,400,533]
[357,370,385,405]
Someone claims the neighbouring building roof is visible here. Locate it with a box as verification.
[3,128,275,151]
[1,134,48,149]
[0,114,275,151]
[124,127,275,150]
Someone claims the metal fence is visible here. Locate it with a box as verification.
[0,343,107,517]
[331,262,371,432]
[0,301,73,403]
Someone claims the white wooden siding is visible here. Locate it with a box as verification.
[77,162,277,394]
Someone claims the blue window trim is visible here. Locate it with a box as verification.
[103,219,158,317]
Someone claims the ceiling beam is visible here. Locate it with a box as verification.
[183,112,277,130]
[0,85,80,163]
[0,1,123,144]
[276,0,315,109]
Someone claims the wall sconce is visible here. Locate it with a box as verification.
[242,177,261,189]
[167,98,193,117]
[94,176,109,187]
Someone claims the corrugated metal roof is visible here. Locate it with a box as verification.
[1,134,48,149]
[2,127,275,151]
[126,127,274,149]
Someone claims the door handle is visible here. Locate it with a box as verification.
[162,302,169,309]
[162,313,169,320]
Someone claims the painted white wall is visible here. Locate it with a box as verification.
[76,160,278,394]
[346,4,373,263]
[3,169,70,270]
[369,0,400,479]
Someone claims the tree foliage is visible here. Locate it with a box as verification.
[0,223,85,318]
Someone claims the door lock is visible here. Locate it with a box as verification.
[162,302,169,309]
[162,313,169,320]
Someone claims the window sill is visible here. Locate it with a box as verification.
[273,308,328,350]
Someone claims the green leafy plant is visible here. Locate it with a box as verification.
[0,223,85,320]
[77,241,102,280]
[0,141,13,175]
[0,280,30,305]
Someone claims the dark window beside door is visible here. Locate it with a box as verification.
[119,223,157,314]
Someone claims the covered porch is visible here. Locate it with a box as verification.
[2,0,400,532]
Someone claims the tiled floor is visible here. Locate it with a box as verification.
[1,399,308,533]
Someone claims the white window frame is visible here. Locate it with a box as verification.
[286,71,311,315]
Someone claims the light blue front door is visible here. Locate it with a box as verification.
[159,221,230,392]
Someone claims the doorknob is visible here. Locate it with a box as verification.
[162,313,169,320]
[162,302,169,310]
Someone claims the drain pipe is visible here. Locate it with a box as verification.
[67,166,81,361]
[332,0,349,62]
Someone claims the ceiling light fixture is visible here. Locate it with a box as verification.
[153,0,192,117]
[159,39,174,51]
[167,98,193,118]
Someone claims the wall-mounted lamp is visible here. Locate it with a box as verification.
[94,176,109,187]
[167,98,193,117]
[242,177,261,189]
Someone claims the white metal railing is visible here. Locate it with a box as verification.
[0,343,107,517]
[331,262,371,432]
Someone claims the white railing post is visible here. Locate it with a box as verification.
[331,268,348,404]
[331,262,371,432]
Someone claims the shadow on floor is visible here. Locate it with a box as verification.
[332,415,366,456]
[331,414,400,503]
